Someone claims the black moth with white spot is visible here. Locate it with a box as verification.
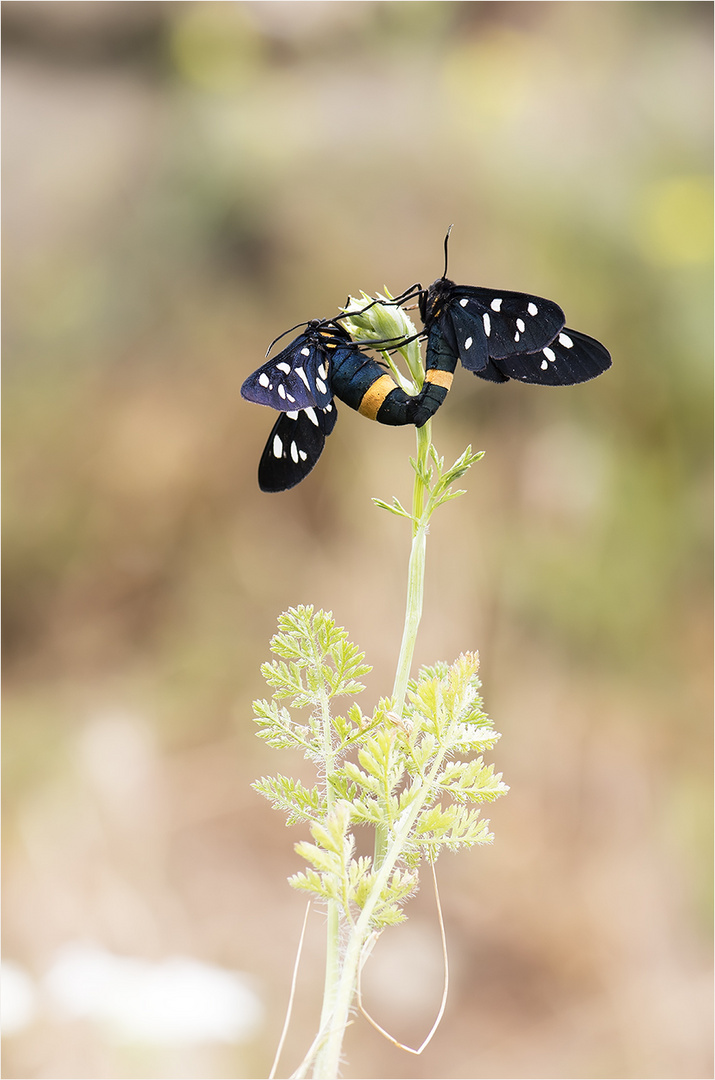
[241,320,352,491]
[418,231,611,386]
[241,232,612,491]
[242,319,444,491]
[420,279,566,376]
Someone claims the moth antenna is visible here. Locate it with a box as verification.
[265,320,315,358]
[442,225,454,280]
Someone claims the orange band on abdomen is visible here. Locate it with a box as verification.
[358,374,398,421]
[425,369,454,390]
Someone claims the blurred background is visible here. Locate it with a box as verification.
[2,2,712,1078]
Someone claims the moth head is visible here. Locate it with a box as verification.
[422,276,454,327]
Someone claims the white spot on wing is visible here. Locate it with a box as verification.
[300,347,310,357]
[490,298,502,311]
[459,298,469,307]
[278,385,286,399]
[558,333,573,348]
[286,410,299,420]
[259,373,270,388]
[299,450,307,461]
[482,313,490,337]
[272,434,283,457]
[276,362,291,374]
[464,336,473,349]
[317,363,327,379]
[541,359,549,370]
[316,378,327,393]
[290,441,299,463]
[514,331,520,342]
[516,318,525,332]
[295,367,310,388]
[543,347,556,363]
[527,302,538,316]
[304,407,319,426]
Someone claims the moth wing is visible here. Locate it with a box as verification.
[452,287,565,362]
[241,333,333,411]
[472,360,510,383]
[491,328,612,385]
[440,302,489,372]
[257,404,338,492]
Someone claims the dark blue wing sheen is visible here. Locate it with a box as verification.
[475,328,612,386]
[241,324,336,412]
[257,403,338,492]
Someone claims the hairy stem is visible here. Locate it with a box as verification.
[311,730,455,1078]
[392,419,431,714]
[374,419,432,870]
[317,678,340,1036]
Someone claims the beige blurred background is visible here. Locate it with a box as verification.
[2,3,712,1078]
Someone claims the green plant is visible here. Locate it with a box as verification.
[251,298,508,1079]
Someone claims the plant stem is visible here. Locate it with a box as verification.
[313,418,435,1079]
[311,729,455,1078]
[373,419,432,871]
[317,682,341,1039]
[311,307,435,1076]
[392,419,432,714]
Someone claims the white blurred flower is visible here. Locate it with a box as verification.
[1,960,38,1035]
[43,941,262,1044]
